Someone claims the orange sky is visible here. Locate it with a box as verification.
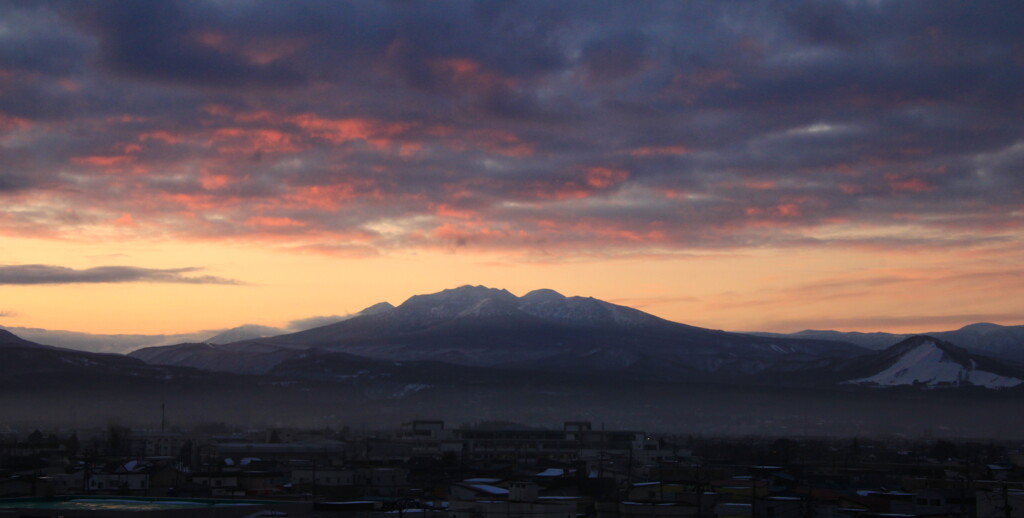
[2,232,1022,335]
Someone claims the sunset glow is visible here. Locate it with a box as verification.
[1,2,1022,336]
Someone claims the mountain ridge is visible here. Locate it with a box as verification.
[751,322,1024,363]
[6,285,1021,393]
[128,285,867,379]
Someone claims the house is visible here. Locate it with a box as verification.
[87,460,151,494]
[913,488,974,518]
[976,488,1024,518]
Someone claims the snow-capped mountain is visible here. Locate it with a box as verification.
[130,285,866,376]
[841,335,1024,389]
[517,288,668,328]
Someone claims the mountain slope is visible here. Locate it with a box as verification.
[0,329,226,385]
[0,329,52,349]
[205,325,284,345]
[839,335,1024,389]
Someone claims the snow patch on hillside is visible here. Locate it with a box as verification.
[847,341,1022,388]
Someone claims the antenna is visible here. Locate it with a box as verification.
[161,400,166,433]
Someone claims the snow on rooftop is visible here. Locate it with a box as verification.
[536,468,564,477]
[470,484,509,495]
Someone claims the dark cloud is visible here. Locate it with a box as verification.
[0,4,89,76]
[581,31,653,81]
[73,1,306,88]
[0,265,240,285]
[0,1,1022,254]
[0,173,35,192]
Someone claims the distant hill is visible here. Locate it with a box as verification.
[0,326,211,354]
[751,322,1024,362]
[0,329,52,349]
[204,324,284,345]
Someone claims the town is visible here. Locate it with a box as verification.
[1,420,1022,517]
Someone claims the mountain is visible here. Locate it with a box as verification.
[204,324,283,344]
[1,303,399,355]
[0,328,414,430]
[751,322,1024,362]
[7,304,1024,436]
[782,330,910,350]
[0,329,208,384]
[0,326,213,354]
[130,285,866,378]
[0,329,52,349]
[838,335,1024,389]
[929,323,1024,362]
[128,342,306,375]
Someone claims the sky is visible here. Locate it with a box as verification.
[1,0,1023,335]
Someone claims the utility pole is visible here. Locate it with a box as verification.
[1004,485,1013,518]
[696,465,703,518]
[959,472,967,518]
[751,468,758,518]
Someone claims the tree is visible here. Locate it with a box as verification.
[66,432,80,457]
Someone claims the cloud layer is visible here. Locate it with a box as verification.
[0,1,1022,257]
[0,265,239,285]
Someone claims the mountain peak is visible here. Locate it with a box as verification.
[205,324,282,345]
[358,301,395,316]
[397,285,518,319]
[406,285,512,301]
[892,334,943,348]
[958,322,1002,333]
[885,335,971,362]
[521,288,566,303]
